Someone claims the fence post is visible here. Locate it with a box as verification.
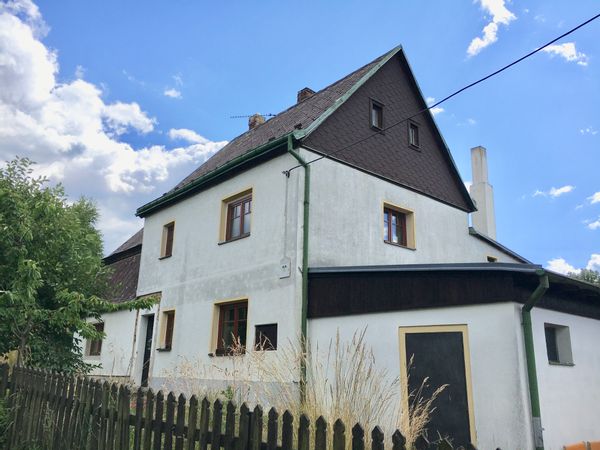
[164,391,176,450]
[153,390,164,450]
[185,395,198,450]
[371,427,384,450]
[133,387,145,450]
[352,424,365,450]
[223,401,236,450]
[281,410,293,450]
[174,393,186,450]
[266,408,279,450]
[143,388,155,450]
[237,403,250,450]
[333,419,346,450]
[212,399,223,450]
[251,405,263,450]
[298,414,310,450]
[392,430,406,450]
[199,397,210,450]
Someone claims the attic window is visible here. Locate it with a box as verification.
[408,121,420,148]
[370,99,384,130]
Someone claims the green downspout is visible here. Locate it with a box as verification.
[522,269,549,450]
[285,135,310,398]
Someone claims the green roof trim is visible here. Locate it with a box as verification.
[136,134,291,217]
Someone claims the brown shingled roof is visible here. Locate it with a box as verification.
[173,50,393,191]
[103,229,143,303]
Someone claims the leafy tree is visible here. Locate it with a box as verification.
[569,269,600,286]
[0,157,153,373]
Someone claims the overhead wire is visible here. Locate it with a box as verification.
[284,12,600,174]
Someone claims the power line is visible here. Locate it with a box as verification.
[285,11,600,173]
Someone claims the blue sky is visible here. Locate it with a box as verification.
[0,0,598,272]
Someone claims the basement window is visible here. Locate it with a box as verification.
[408,121,420,148]
[544,323,573,365]
[255,324,278,351]
[160,222,175,259]
[87,322,104,357]
[370,99,384,130]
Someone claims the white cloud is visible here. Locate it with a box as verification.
[542,43,589,66]
[169,128,208,144]
[589,192,600,204]
[587,254,600,271]
[172,74,183,86]
[547,258,580,275]
[533,185,575,198]
[103,102,156,135]
[548,255,600,275]
[426,97,444,116]
[588,218,600,230]
[580,126,598,135]
[164,88,182,99]
[467,0,516,57]
[75,65,85,79]
[0,1,227,253]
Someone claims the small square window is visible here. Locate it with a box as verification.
[160,222,175,258]
[544,323,573,365]
[255,324,277,351]
[226,195,252,242]
[487,256,498,263]
[216,301,248,355]
[87,322,104,356]
[370,100,384,130]
[408,122,420,148]
[160,310,175,351]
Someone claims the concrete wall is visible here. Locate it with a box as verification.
[532,307,600,449]
[308,303,534,450]
[136,153,304,386]
[303,148,520,267]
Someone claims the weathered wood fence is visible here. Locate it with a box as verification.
[0,364,476,450]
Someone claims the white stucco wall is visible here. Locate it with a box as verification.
[532,307,600,449]
[308,303,534,450]
[83,308,140,378]
[136,153,305,387]
[303,148,520,266]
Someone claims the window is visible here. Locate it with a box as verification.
[487,256,498,263]
[160,222,175,258]
[216,301,248,355]
[226,195,252,241]
[408,122,420,148]
[384,207,407,246]
[370,99,384,130]
[544,323,573,365]
[255,324,278,351]
[383,203,415,249]
[159,310,175,351]
[87,322,104,356]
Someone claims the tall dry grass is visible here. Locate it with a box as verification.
[162,329,446,448]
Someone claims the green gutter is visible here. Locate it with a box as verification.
[522,269,549,450]
[285,135,310,398]
[136,134,291,217]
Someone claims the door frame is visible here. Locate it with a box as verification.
[398,324,477,445]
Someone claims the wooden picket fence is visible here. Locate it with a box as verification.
[0,364,478,450]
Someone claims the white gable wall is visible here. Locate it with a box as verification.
[302,148,521,267]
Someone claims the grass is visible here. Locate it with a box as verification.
[163,328,447,448]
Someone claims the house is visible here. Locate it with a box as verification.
[86,46,600,449]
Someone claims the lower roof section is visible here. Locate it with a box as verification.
[308,263,600,320]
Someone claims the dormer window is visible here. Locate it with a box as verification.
[370,99,384,130]
[408,121,420,148]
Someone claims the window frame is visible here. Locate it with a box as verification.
[215,301,248,356]
[408,120,420,149]
[87,322,104,357]
[544,323,574,366]
[158,310,175,351]
[384,207,408,247]
[255,323,278,351]
[383,202,416,249]
[369,98,384,131]
[225,195,252,242]
[160,221,175,259]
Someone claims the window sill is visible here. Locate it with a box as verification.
[218,234,250,245]
[409,144,421,152]
[212,349,246,357]
[370,125,385,134]
[85,354,101,359]
[384,240,416,251]
[158,255,172,260]
[156,347,172,352]
[548,361,575,367]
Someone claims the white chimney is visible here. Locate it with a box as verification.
[469,146,497,240]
